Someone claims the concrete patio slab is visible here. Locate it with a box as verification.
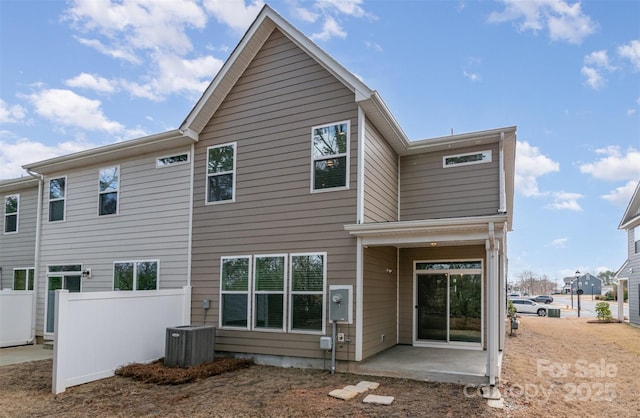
[0,344,52,366]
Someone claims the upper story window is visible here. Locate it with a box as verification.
[113,260,159,290]
[443,150,492,168]
[206,143,236,204]
[156,153,189,168]
[311,121,349,191]
[99,166,119,216]
[634,225,640,254]
[4,194,18,233]
[49,177,66,222]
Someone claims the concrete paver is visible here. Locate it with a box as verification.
[0,344,52,366]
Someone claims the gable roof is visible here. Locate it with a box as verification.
[619,180,640,230]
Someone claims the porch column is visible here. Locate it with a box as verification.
[486,238,499,386]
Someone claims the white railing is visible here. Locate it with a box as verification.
[0,290,34,348]
[52,286,191,394]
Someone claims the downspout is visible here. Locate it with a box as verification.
[355,237,363,361]
[187,143,195,288]
[498,132,506,213]
[357,106,365,224]
[26,169,43,345]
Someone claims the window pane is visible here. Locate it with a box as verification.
[255,257,284,291]
[222,257,249,291]
[114,263,134,290]
[312,123,348,158]
[255,294,284,328]
[207,146,234,174]
[28,269,34,290]
[222,294,248,327]
[5,214,17,233]
[48,265,82,272]
[99,192,118,215]
[14,270,26,290]
[291,294,323,331]
[136,262,158,290]
[208,174,233,202]
[314,157,347,189]
[49,200,64,221]
[99,167,119,192]
[49,178,65,199]
[291,255,324,291]
[5,196,17,214]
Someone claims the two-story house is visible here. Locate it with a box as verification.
[22,131,196,339]
[617,180,640,327]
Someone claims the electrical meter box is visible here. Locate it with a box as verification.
[329,285,352,323]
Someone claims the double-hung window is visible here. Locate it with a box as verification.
[113,261,158,290]
[99,166,119,216]
[13,268,34,290]
[4,194,18,233]
[207,143,236,204]
[290,253,326,333]
[220,256,251,328]
[254,255,286,331]
[311,121,349,191]
[49,177,66,222]
[634,225,640,254]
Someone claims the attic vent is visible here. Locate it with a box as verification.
[443,150,491,168]
[156,153,190,168]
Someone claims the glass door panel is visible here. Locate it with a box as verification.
[449,274,481,343]
[46,277,62,333]
[417,273,448,341]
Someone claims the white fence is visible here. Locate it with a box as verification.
[52,286,191,394]
[0,290,34,348]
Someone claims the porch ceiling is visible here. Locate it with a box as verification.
[344,215,508,248]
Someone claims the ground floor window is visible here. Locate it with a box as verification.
[13,268,34,290]
[113,260,159,290]
[220,252,326,334]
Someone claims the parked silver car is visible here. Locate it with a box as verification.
[529,295,553,304]
[510,299,548,316]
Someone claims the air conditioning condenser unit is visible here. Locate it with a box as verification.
[165,325,215,368]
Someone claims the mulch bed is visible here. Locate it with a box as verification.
[115,357,253,385]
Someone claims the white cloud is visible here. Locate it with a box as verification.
[65,73,116,93]
[311,15,347,41]
[203,0,264,32]
[551,237,568,248]
[0,136,95,180]
[547,191,583,211]
[584,50,615,71]
[515,140,560,196]
[488,0,597,44]
[294,7,319,23]
[618,40,640,71]
[316,0,373,19]
[579,146,640,181]
[0,99,27,124]
[580,66,604,89]
[601,180,639,206]
[75,37,140,64]
[365,41,383,52]
[581,50,616,90]
[26,89,124,133]
[463,70,481,82]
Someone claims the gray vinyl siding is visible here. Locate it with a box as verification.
[362,246,397,359]
[398,246,486,345]
[400,143,500,221]
[35,146,192,336]
[0,186,38,289]
[363,119,398,223]
[191,29,358,361]
[628,227,640,326]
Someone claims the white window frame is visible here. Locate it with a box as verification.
[156,152,190,168]
[113,260,160,291]
[443,150,492,168]
[219,255,252,330]
[252,254,288,332]
[98,166,120,216]
[48,176,67,223]
[288,252,327,335]
[13,267,34,290]
[4,194,19,234]
[634,225,640,254]
[310,121,350,193]
[206,142,236,205]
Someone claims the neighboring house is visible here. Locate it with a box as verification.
[569,273,602,299]
[0,177,39,291]
[180,6,515,385]
[22,131,196,339]
[617,181,640,327]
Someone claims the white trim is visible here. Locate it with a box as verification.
[253,254,288,332]
[310,120,350,193]
[219,255,252,331]
[97,165,120,217]
[112,259,160,291]
[357,107,365,223]
[355,238,363,361]
[3,193,19,234]
[288,252,327,335]
[205,142,237,205]
[499,132,506,212]
[48,176,67,223]
[156,152,190,168]
[442,150,492,168]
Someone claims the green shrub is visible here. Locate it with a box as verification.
[507,300,517,318]
[595,302,612,320]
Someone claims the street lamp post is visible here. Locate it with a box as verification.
[576,270,581,318]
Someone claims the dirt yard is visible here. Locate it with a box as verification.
[1,317,638,417]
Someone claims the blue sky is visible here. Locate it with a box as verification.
[1,0,639,286]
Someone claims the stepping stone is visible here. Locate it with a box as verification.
[363,394,394,405]
[329,389,359,400]
[356,381,380,390]
[487,398,504,409]
[481,386,501,400]
[343,384,368,393]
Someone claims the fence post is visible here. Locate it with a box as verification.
[52,289,70,394]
